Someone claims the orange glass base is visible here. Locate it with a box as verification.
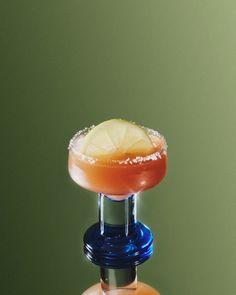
[82,282,160,295]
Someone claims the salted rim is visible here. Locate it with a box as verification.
[68,125,168,165]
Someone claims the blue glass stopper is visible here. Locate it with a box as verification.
[83,194,153,269]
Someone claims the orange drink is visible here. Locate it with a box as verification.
[68,126,167,197]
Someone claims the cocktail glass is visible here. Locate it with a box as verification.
[68,125,167,294]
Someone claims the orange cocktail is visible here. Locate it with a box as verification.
[68,126,167,197]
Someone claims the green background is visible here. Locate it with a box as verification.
[1,1,236,294]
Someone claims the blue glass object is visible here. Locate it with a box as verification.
[83,194,153,269]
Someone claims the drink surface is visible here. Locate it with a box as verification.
[68,128,167,197]
[82,282,160,295]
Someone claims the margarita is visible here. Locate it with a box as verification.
[68,120,167,198]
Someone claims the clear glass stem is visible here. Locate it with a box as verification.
[100,267,137,292]
[98,194,138,291]
[99,193,137,235]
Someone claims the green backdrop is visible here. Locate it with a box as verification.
[1,1,236,294]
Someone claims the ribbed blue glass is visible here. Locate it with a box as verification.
[83,194,154,269]
[83,221,153,269]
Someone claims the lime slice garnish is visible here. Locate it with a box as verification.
[79,119,155,160]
